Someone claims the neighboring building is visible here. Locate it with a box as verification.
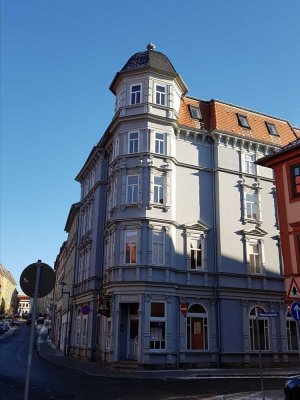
[256,139,300,296]
[0,264,17,315]
[59,45,299,367]
[61,202,80,355]
[18,293,31,317]
[53,242,66,350]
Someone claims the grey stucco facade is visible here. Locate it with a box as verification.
[67,45,298,368]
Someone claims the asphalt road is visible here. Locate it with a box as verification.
[0,324,286,400]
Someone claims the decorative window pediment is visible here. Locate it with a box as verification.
[182,220,210,233]
[242,226,267,238]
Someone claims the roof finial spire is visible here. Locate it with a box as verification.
[147,43,156,51]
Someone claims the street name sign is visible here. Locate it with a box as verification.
[258,312,279,318]
[291,302,300,321]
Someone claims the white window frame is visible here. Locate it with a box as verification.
[154,132,165,155]
[248,241,261,274]
[126,175,139,203]
[186,304,208,351]
[245,191,259,221]
[149,302,166,351]
[155,83,166,106]
[152,230,165,265]
[130,83,142,105]
[244,153,256,175]
[124,230,137,264]
[190,238,204,271]
[249,307,269,351]
[128,131,139,154]
[153,175,165,204]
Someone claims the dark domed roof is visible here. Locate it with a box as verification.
[110,44,188,95]
[121,48,177,75]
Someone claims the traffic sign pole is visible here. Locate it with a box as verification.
[24,261,41,400]
[255,309,265,400]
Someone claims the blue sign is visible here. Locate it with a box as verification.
[258,312,279,318]
[291,302,300,321]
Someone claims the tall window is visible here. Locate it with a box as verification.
[128,132,139,154]
[126,175,139,203]
[286,311,299,350]
[245,192,258,220]
[152,230,164,265]
[130,84,141,105]
[125,231,137,264]
[244,154,256,174]
[155,84,166,105]
[248,242,261,274]
[155,132,165,155]
[153,176,164,204]
[291,165,300,197]
[190,239,203,270]
[150,302,166,350]
[81,316,88,346]
[186,304,208,350]
[249,307,269,350]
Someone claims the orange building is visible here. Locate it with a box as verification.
[257,138,300,298]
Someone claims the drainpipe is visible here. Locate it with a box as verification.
[207,135,221,368]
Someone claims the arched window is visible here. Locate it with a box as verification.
[186,304,208,350]
[249,307,269,350]
[286,310,299,351]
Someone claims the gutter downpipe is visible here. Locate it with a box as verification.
[208,134,221,369]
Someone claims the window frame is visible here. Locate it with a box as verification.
[249,307,270,351]
[149,302,166,351]
[291,165,300,198]
[152,229,165,265]
[286,310,299,351]
[130,83,142,105]
[189,105,202,120]
[153,175,165,205]
[237,113,251,129]
[245,190,259,221]
[265,122,279,136]
[126,175,139,204]
[155,83,166,106]
[128,131,139,154]
[124,230,137,264]
[154,132,165,155]
[244,153,256,175]
[190,238,203,271]
[248,241,262,274]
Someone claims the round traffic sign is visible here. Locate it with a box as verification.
[291,301,300,321]
[20,262,55,298]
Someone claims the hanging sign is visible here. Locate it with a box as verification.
[180,303,188,317]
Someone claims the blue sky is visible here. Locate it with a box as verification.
[1,0,299,290]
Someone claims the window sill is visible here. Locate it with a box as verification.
[148,203,170,212]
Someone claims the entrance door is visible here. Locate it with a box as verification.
[127,317,139,360]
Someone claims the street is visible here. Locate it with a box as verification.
[0,324,286,399]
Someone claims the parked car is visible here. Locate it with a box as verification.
[0,324,5,334]
[284,376,300,400]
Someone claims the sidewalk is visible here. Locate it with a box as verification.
[36,326,298,399]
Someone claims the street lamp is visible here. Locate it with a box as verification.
[59,281,70,356]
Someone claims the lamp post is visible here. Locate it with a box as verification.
[60,281,70,356]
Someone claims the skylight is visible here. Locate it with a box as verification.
[237,113,250,129]
[189,105,202,120]
[265,122,279,136]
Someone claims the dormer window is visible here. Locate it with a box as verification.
[237,113,250,129]
[189,105,202,120]
[130,84,141,105]
[155,84,166,106]
[266,122,279,136]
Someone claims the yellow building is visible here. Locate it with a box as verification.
[0,264,17,315]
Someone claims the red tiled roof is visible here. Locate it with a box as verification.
[178,97,298,147]
[177,97,211,131]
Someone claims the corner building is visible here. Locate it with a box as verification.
[70,44,299,367]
